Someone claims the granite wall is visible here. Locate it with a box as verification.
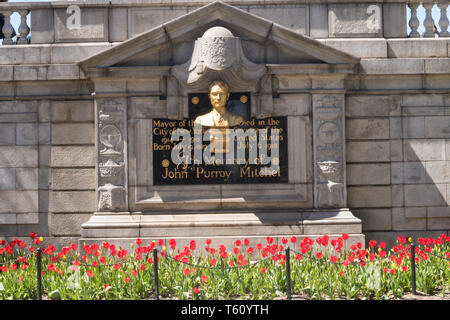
[0,1,449,248]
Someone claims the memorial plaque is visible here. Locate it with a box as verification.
[152,89,288,185]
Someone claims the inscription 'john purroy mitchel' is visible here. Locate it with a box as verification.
[152,118,287,184]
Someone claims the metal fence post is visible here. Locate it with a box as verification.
[410,242,416,295]
[153,248,159,300]
[36,247,42,300]
[285,246,291,300]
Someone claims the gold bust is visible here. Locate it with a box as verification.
[194,80,244,127]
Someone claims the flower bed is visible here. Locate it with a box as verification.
[0,233,449,300]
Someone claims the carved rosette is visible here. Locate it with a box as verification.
[313,94,346,208]
[96,99,127,212]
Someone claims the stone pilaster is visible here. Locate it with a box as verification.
[95,98,128,212]
[312,92,346,208]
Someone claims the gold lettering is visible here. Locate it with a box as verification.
[154,143,170,151]
[161,167,188,179]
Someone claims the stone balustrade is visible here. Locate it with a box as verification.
[0,0,449,45]
[408,2,450,37]
[0,6,30,45]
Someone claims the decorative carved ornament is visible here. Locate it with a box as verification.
[96,99,127,212]
[172,26,266,87]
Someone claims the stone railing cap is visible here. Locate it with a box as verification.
[0,0,441,10]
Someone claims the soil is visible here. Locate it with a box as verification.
[38,290,450,300]
[400,291,450,300]
[274,290,450,300]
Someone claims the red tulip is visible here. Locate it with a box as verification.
[368,240,377,248]
[321,235,329,246]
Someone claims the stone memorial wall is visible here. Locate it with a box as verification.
[0,0,449,249]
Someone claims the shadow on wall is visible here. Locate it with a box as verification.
[0,151,49,239]
[0,13,4,39]
[401,139,449,212]
[349,121,449,249]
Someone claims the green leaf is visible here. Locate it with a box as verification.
[0,282,4,291]
[49,289,61,300]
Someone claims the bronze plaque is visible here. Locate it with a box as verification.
[152,89,288,185]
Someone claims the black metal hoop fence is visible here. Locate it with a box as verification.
[0,241,449,300]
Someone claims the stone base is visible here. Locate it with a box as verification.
[79,209,365,250]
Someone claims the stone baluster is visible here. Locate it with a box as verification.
[1,10,15,45]
[408,3,420,37]
[423,2,436,37]
[16,10,30,44]
[438,2,449,36]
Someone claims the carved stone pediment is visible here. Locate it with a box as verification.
[77,1,359,120]
[78,2,359,73]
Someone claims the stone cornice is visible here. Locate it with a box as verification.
[77,1,360,71]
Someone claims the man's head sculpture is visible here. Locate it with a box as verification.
[194,80,244,127]
[208,80,230,111]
